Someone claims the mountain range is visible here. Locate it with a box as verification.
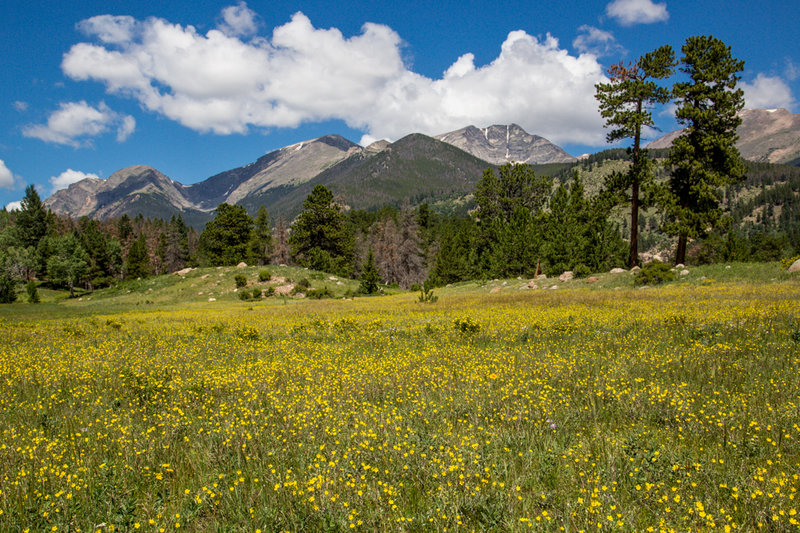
[45,111,800,226]
[45,124,569,225]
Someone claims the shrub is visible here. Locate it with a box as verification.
[258,269,272,282]
[265,287,275,297]
[0,275,16,304]
[453,316,480,334]
[782,255,800,270]
[297,278,311,289]
[307,285,333,299]
[26,281,40,304]
[252,287,262,299]
[236,326,260,341]
[573,264,591,279]
[634,261,675,287]
[238,290,251,300]
[418,280,438,303]
[234,274,248,288]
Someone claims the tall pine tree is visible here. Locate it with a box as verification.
[664,35,745,265]
[595,45,675,267]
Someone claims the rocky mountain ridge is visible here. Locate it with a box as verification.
[436,124,576,165]
[45,124,565,223]
[647,108,800,165]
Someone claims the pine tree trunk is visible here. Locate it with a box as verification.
[676,234,687,265]
[630,178,639,267]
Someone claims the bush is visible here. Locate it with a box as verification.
[634,260,675,287]
[258,269,272,282]
[453,316,480,334]
[307,285,333,299]
[0,275,16,304]
[252,287,262,299]
[234,274,248,288]
[26,281,40,304]
[238,290,251,300]
[573,264,591,279]
[418,280,438,303]
[265,287,275,297]
[297,278,311,289]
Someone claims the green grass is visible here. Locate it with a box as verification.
[0,263,798,531]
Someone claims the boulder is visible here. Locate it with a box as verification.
[610,268,626,274]
[630,266,641,272]
[173,267,194,276]
[490,287,502,294]
[788,259,800,273]
[537,274,547,279]
[550,285,559,290]
[274,284,295,295]
[237,262,247,268]
[586,276,599,283]
[559,271,574,282]
[675,263,685,269]
[526,280,539,289]
[680,269,690,276]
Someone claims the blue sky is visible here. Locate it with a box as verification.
[2,0,798,210]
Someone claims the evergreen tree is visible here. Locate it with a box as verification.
[198,203,254,266]
[47,234,89,297]
[663,35,745,265]
[14,185,49,249]
[289,185,354,276]
[248,205,272,265]
[431,218,476,285]
[595,45,675,266]
[358,248,381,294]
[125,232,151,279]
[473,163,552,277]
[0,274,16,304]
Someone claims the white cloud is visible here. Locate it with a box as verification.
[13,101,28,112]
[49,169,101,192]
[606,0,669,25]
[573,25,625,57]
[0,159,16,188]
[741,74,795,110]
[218,2,259,37]
[22,101,136,147]
[61,7,610,146]
[785,59,799,81]
[5,201,22,212]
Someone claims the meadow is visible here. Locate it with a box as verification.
[0,266,799,532]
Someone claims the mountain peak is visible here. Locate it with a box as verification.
[435,124,576,165]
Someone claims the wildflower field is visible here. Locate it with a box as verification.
[1,273,799,532]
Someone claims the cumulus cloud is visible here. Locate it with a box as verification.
[606,0,669,25]
[61,6,609,146]
[741,74,795,110]
[6,201,22,212]
[573,25,625,57]
[218,2,260,37]
[49,169,101,192]
[22,101,135,147]
[0,159,16,188]
[785,59,799,81]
